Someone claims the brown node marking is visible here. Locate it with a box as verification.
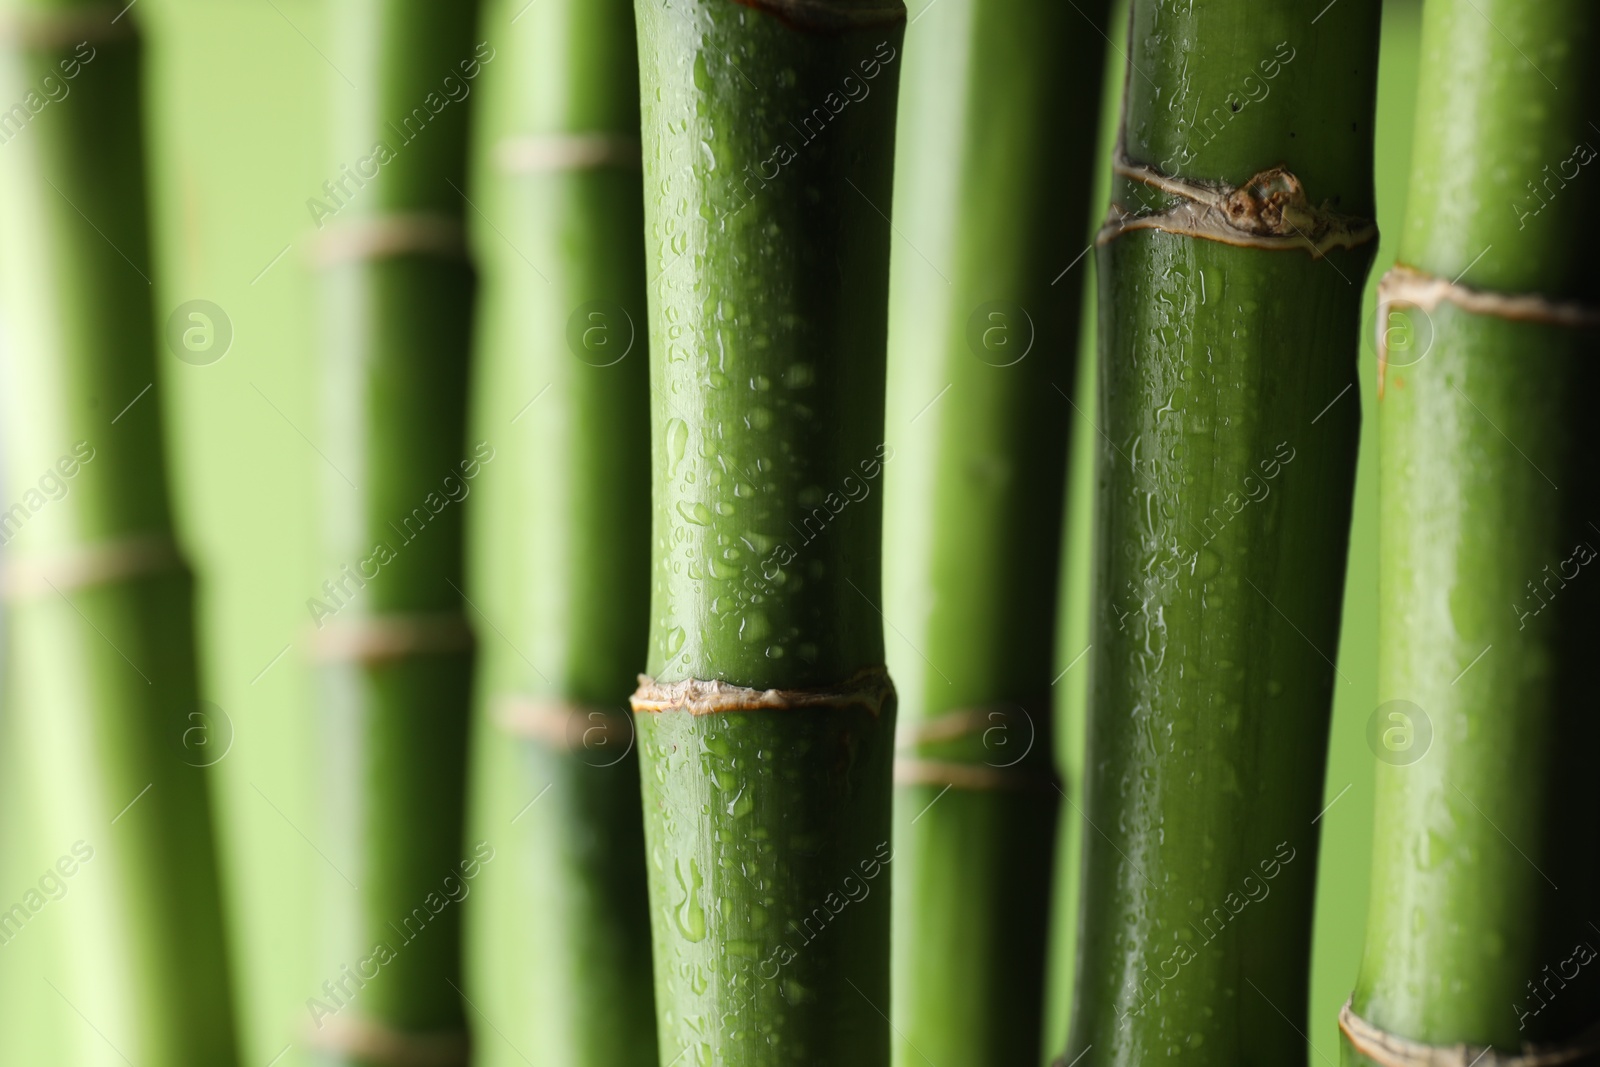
[631,663,893,716]
[309,612,474,664]
[727,0,906,33]
[1,534,184,601]
[0,6,137,49]
[494,695,631,750]
[309,213,469,267]
[306,1015,470,1067]
[1376,263,1600,396]
[495,133,641,175]
[1339,999,1600,1066]
[893,757,1056,792]
[1098,154,1376,259]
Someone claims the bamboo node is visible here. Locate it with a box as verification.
[893,757,1057,792]
[306,1015,470,1067]
[1,533,184,601]
[1098,153,1376,259]
[630,664,894,716]
[495,133,641,174]
[0,5,137,49]
[308,612,474,664]
[1376,263,1600,393]
[727,0,907,33]
[493,694,635,760]
[308,213,469,267]
[1339,999,1600,1066]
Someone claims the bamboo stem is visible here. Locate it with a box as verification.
[1061,1,1381,1061]
[631,1,906,1062]
[460,0,657,1062]
[881,0,1108,1061]
[308,0,484,1059]
[0,3,238,1063]
[1347,0,1600,1058]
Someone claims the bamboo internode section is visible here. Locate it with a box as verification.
[1059,0,1382,1061]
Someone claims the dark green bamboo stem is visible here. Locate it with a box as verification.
[309,0,482,1060]
[1062,2,1380,1062]
[459,0,656,1062]
[0,3,238,1063]
[632,1,905,1063]
[1346,2,1600,1060]
[882,0,1106,1062]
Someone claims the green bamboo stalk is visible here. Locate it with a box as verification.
[881,0,1107,1062]
[0,3,238,1064]
[459,0,657,1062]
[1042,7,1130,1056]
[630,1,905,1064]
[1060,2,1381,1061]
[305,0,483,1060]
[1344,3,1600,1061]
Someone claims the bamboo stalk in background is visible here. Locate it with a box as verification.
[1344,3,1600,1061]
[459,0,657,1062]
[305,0,483,1061]
[630,1,906,1063]
[881,0,1107,1061]
[1060,1,1381,1061]
[0,3,238,1064]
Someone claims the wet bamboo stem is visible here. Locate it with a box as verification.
[1347,0,1600,1058]
[309,0,483,1058]
[632,1,906,1063]
[881,0,1107,1062]
[460,0,656,1062]
[1061,1,1380,1061]
[0,2,238,1063]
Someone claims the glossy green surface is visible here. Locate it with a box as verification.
[637,706,895,1067]
[637,0,902,690]
[0,8,239,1064]
[1350,0,1600,1056]
[460,0,657,1062]
[314,0,481,1053]
[1063,1,1380,1062]
[881,0,1107,1061]
[634,1,905,1063]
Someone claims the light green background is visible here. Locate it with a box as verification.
[0,1,1419,1063]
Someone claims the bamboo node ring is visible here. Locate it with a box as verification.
[1339,999,1600,1066]
[1,533,184,601]
[308,213,469,267]
[308,612,474,664]
[893,757,1056,792]
[1376,263,1600,393]
[305,1015,470,1067]
[0,5,137,49]
[631,664,894,716]
[1098,153,1376,259]
[495,133,641,174]
[493,695,633,755]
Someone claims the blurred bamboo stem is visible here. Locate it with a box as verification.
[881,0,1108,1062]
[0,3,238,1063]
[308,0,484,1059]
[460,0,657,1062]
[1346,0,1600,1059]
